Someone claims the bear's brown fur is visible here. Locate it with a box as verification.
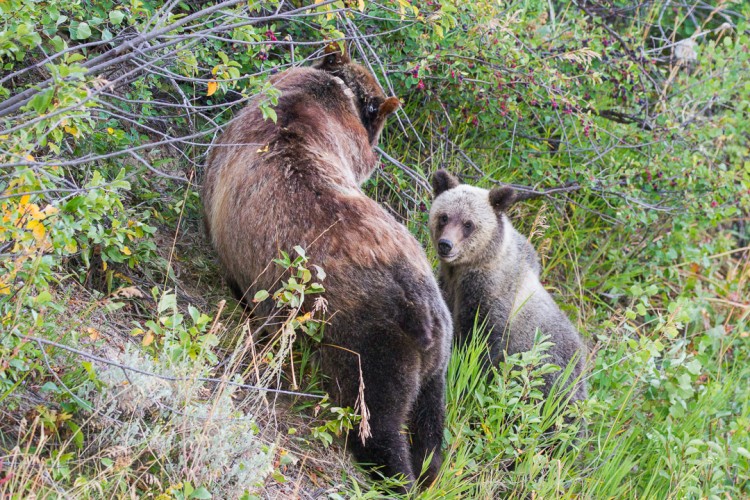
[202,47,452,489]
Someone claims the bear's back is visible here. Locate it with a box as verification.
[202,67,431,304]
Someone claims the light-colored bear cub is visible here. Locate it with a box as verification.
[429,170,587,404]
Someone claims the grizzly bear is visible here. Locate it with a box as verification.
[428,170,587,406]
[202,46,452,489]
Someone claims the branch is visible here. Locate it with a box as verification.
[589,108,654,130]
[0,0,340,117]
[511,181,583,202]
[19,334,324,399]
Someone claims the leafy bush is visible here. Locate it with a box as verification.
[1,0,748,497]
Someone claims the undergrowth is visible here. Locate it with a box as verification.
[1,0,749,498]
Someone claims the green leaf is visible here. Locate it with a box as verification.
[29,89,53,114]
[190,487,212,499]
[104,301,125,313]
[76,22,92,40]
[63,197,85,212]
[36,291,53,305]
[51,35,66,52]
[41,382,59,393]
[188,305,200,324]
[253,290,269,302]
[66,421,84,449]
[261,106,277,123]
[109,10,125,26]
[157,293,177,313]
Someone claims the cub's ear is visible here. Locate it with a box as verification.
[316,42,351,70]
[489,186,516,213]
[432,170,460,197]
[379,96,400,117]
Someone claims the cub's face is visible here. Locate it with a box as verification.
[429,185,498,265]
[429,170,516,265]
[314,45,399,145]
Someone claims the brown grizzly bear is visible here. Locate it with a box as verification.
[202,46,452,489]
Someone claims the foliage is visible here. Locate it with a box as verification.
[1,0,748,497]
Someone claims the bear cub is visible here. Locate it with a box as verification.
[429,170,587,406]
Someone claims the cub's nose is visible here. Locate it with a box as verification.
[437,239,453,257]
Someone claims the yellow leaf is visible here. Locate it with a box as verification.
[64,125,78,137]
[211,66,219,76]
[27,219,46,241]
[25,154,34,162]
[27,203,43,220]
[256,144,269,153]
[107,127,114,134]
[296,312,312,324]
[102,260,108,271]
[0,281,10,295]
[121,246,132,256]
[207,80,218,97]
[142,330,154,346]
[87,327,101,340]
[19,194,30,206]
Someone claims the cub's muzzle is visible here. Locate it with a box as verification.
[437,239,453,257]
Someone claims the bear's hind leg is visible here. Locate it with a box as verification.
[408,372,446,488]
[348,410,416,492]
[325,335,421,493]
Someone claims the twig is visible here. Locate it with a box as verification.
[18,335,324,399]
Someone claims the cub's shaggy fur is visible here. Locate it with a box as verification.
[202,47,452,488]
[429,170,587,404]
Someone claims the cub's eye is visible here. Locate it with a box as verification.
[367,103,377,114]
[439,214,448,224]
[463,221,473,230]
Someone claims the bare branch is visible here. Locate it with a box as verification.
[18,334,325,399]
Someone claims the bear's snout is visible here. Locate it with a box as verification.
[438,239,453,257]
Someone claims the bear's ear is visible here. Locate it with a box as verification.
[489,186,516,213]
[379,96,400,117]
[317,42,351,70]
[432,170,460,197]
